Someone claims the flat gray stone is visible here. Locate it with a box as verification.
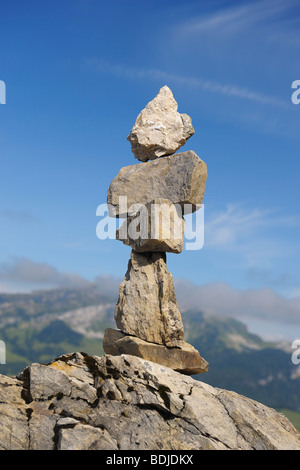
[103,328,209,375]
[116,198,185,253]
[107,150,207,217]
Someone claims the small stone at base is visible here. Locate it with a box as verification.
[103,328,209,375]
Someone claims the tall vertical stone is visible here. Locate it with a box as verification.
[115,251,184,347]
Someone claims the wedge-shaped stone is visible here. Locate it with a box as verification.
[115,250,184,347]
[103,328,209,375]
[116,198,185,254]
[127,85,194,162]
[107,150,207,217]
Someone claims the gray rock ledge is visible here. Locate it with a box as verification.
[1,352,300,450]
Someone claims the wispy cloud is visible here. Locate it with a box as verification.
[203,203,300,266]
[177,0,300,44]
[246,267,292,289]
[0,258,122,295]
[87,58,290,110]
[0,258,90,290]
[0,257,298,340]
[174,279,300,328]
[0,282,12,293]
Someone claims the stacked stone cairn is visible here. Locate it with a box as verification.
[103,86,209,375]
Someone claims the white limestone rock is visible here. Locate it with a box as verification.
[107,150,207,218]
[115,250,184,347]
[1,353,300,450]
[116,198,185,254]
[127,85,194,161]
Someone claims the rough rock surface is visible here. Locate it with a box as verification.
[103,328,208,375]
[107,150,207,218]
[127,85,194,162]
[116,198,185,254]
[115,251,184,347]
[1,352,300,450]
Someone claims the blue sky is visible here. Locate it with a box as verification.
[0,0,299,340]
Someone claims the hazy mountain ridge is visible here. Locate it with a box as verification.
[0,286,113,323]
[0,287,299,427]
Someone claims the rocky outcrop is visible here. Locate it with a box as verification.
[1,352,300,450]
[127,85,194,161]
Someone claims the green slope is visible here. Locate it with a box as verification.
[185,311,300,413]
[279,410,300,432]
[0,319,104,376]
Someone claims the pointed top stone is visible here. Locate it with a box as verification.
[127,85,195,162]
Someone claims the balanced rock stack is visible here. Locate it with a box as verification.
[103,86,208,375]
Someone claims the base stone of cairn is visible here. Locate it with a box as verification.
[103,329,208,375]
[103,85,208,375]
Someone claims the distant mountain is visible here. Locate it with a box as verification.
[0,286,115,376]
[186,312,300,412]
[0,287,299,429]
[0,285,114,323]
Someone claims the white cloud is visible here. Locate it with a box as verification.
[0,258,90,290]
[94,274,122,298]
[0,257,298,341]
[87,59,289,110]
[0,283,13,293]
[203,203,300,267]
[177,0,300,41]
[174,279,300,328]
[0,258,123,296]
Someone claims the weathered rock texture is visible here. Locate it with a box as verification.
[116,198,185,254]
[127,85,194,162]
[106,87,208,375]
[103,328,208,375]
[1,352,300,450]
[107,150,207,218]
[115,251,184,347]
